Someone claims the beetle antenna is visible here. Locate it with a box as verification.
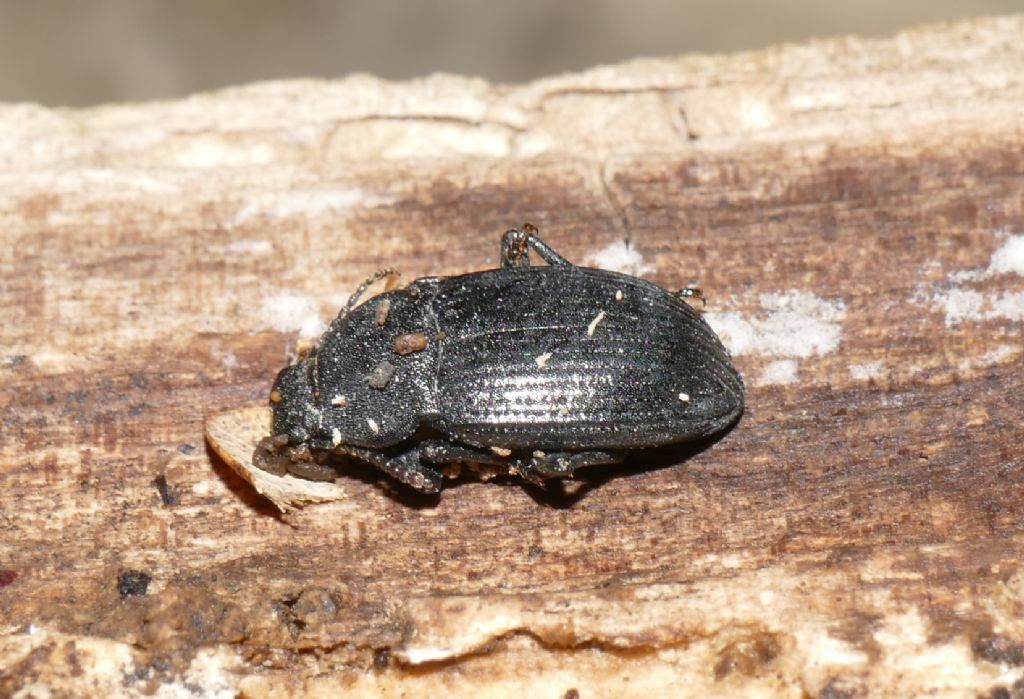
[338,268,399,322]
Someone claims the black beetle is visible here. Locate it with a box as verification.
[255,225,743,492]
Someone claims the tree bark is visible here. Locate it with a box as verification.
[2,15,1024,698]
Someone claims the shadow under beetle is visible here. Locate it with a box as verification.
[256,224,744,493]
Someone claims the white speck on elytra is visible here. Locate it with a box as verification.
[615,290,624,301]
[332,428,342,446]
[535,352,552,368]
[678,392,690,402]
[587,310,606,336]
[490,446,512,457]
[367,418,380,434]
[331,394,348,406]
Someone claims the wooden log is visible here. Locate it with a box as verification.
[2,15,1024,698]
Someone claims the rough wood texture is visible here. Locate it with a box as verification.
[3,15,1024,698]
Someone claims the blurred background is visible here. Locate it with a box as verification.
[0,0,1020,107]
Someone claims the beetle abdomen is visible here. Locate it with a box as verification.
[433,267,743,450]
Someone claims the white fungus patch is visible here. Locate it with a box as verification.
[151,647,240,699]
[931,233,1024,325]
[987,234,1024,277]
[987,292,1024,322]
[849,360,886,381]
[191,480,217,497]
[231,189,393,226]
[584,241,654,276]
[176,139,275,168]
[705,291,847,358]
[757,359,799,386]
[932,288,984,326]
[219,239,273,255]
[932,289,1024,326]
[259,291,326,339]
[959,344,1019,371]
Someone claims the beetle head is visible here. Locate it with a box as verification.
[269,360,318,446]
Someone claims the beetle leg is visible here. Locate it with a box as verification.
[286,460,338,482]
[501,224,571,269]
[418,441,547,486]
[524,450,621,480]
[419,440,525,472]
[420,441,506,465]
[335,445,444,493]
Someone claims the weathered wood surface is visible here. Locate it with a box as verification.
[3,15,1024,698]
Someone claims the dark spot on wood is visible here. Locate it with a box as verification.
[818,676,860,699]
[713,632,781,680]
[117,570,152,599]
[152,475,176,506]
[19,193,60,222]
[0,570,17,589]
[373,648,391,670]
[177,443,196,455]
[985,679,1024,699]
[972,627,1024,666]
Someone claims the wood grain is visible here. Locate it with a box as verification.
[2,15,1024,698]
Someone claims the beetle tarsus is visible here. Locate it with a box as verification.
[336,444,443,494]
[501,224,572,269]
[420,440,620,487]
[525,450,621,480]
